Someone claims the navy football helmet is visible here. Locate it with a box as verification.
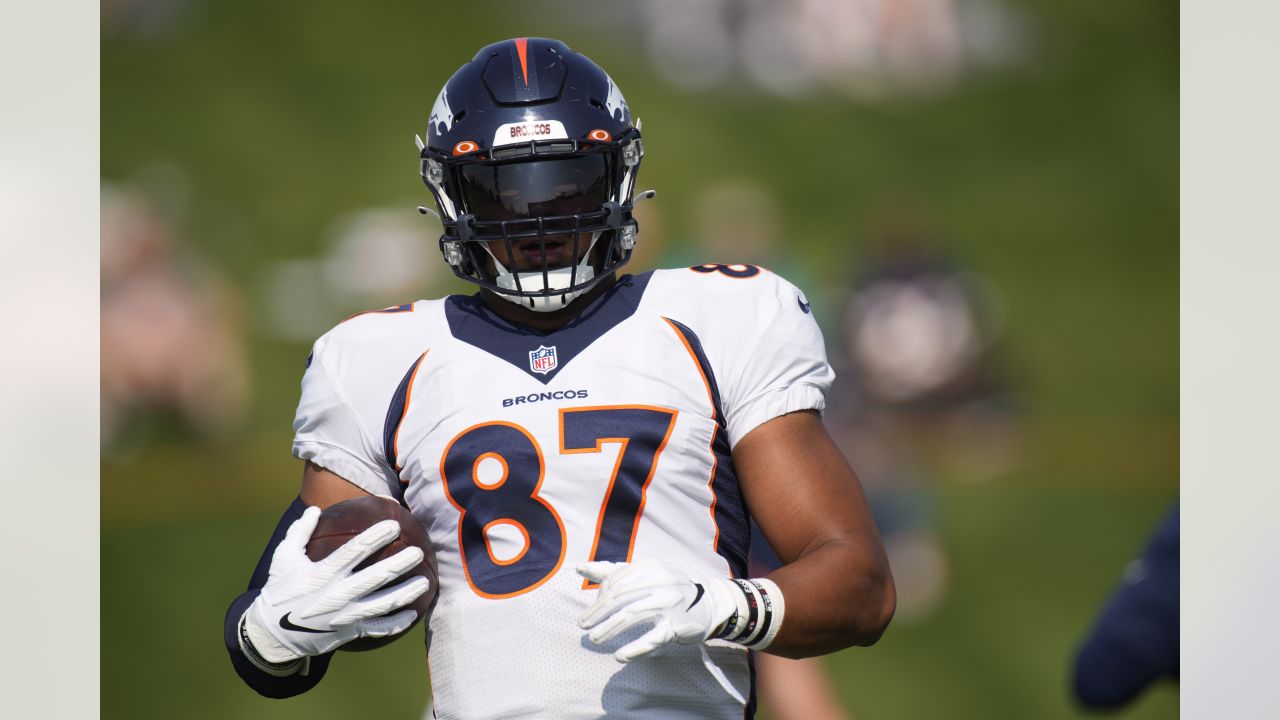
[418,38,647,311]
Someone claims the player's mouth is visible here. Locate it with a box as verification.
[512,236,575,267]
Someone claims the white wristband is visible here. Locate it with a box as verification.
[743,578,785,650]
[720,578,785,650]
[238,613,309,677]
[714,577,753,640]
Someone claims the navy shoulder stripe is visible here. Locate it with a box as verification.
[383,351,429,475]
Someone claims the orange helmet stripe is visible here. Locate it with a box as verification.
[514,38,529,86]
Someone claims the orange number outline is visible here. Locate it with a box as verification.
[439,420,567,600]
[559,405,679,589]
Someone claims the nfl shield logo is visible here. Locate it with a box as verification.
[529,345,558,375]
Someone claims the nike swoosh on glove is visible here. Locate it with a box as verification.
[242,506,431,665]
[576,558,739,663]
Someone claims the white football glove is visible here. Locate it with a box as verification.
[240,506,431,669]
[577,558,742,663]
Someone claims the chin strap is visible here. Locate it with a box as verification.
[488,233,602,312]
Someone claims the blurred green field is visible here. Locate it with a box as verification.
[103,0,1177,718]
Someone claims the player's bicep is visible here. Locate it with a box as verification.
[300,460,376,508]
[292,337,402,498]
[733,411,880,564]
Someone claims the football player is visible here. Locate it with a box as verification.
[225,38,895,719]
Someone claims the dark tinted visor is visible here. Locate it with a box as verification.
[457,155,609,222]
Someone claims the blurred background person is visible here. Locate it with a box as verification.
[258,207,442,343]
[825,200,1020,621]
[101,182,250,449]
[636,0,1032,101]
[1073,505,1179,711]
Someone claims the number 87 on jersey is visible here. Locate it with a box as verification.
[439,405,680,599]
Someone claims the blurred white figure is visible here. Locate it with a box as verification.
[846,273,983,402]
[261,259,338,343]
[643,0,735,91]
[322,209,438,305]
[739,0,820,98]
[789,0,962,99]
[630,0,1028,99]
[263,207,439,342]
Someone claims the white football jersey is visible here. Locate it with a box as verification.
[292,265,833,719]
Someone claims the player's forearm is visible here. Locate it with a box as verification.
[763,538,895,658]
[224,497,334,698]
[225,590,332,698]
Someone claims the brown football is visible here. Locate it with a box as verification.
[305,495,438,651]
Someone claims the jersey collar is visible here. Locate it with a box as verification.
[444,271,653,384]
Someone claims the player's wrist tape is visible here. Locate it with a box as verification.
[715,578,785,649]
[238,614,308,677]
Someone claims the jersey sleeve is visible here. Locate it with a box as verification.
[291,333,402,499]
[711,270,835,448]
